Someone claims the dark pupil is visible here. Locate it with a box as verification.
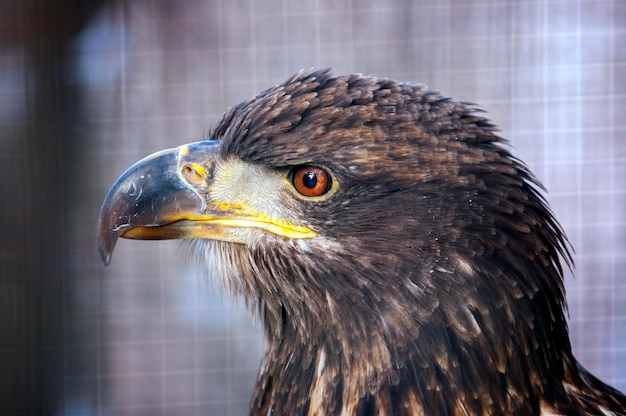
[302,171,318,188]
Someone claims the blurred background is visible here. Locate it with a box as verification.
[0,0,624,414]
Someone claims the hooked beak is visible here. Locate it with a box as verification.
[97,140,315,266]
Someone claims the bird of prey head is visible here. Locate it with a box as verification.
[98,69,626,415]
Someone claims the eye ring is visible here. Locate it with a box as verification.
[290,165,332,197]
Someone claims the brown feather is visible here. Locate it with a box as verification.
[190,69,626,415]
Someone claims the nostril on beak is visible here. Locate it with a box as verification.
[180,163,207,187]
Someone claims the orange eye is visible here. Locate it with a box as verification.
[291,165,332,197]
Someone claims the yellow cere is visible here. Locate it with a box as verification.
[178,144,190,157]
[190,163,207,178]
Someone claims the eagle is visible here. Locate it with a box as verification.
[97,69,626,415]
